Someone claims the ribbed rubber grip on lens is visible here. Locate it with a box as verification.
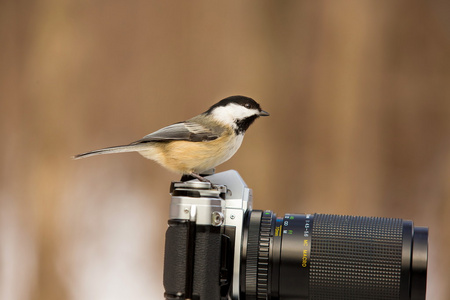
[310,214,403,300]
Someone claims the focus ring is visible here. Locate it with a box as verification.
[310,214,404,299]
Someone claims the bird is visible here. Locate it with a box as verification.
[73,95,269,182]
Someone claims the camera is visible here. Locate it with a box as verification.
[163,170,428,300]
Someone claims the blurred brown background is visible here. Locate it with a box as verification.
[1,1,450,299]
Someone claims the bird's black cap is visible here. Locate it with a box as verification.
[205,95,262,114]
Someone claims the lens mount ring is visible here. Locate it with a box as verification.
[244,210,262,299]
[256,211,273,299]
[243,210,275,300]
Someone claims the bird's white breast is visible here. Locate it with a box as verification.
[219,133,244,163]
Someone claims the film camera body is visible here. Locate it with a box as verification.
[163,170,428,300]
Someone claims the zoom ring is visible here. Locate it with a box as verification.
[257,211,273,299]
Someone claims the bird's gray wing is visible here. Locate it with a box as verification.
[131,122,219,144]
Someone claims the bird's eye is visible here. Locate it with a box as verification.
[244,103,251,109]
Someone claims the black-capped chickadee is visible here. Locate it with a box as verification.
[73,95,269,181]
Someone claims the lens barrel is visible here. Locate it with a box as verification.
[241,211,428,300]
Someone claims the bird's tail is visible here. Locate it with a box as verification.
[72,144,146,160]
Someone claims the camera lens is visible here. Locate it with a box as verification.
[241,211,428,300]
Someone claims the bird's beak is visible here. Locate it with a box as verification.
[259,110,270,117]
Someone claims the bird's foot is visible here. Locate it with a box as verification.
[190,172,222,190]
[189,172,211,183]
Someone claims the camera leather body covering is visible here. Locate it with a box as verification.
[164,221,225,300]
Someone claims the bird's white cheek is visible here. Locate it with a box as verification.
[210,104,258,126]
[210,106,235,126]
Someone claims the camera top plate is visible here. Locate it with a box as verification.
[170,181,227,199]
